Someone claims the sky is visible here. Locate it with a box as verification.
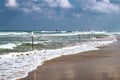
[0,0,120,31]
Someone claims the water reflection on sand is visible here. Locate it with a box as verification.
[20,38,120,80]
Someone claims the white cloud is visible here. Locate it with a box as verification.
[45,0,72,9]
[103,0,109,3]
[59,0,72,8]
[83,0,120,13]
[19,1,42,13]
[21,5,41,14]
[5,0,18,8]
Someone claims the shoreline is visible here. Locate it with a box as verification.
[19,38,119,80]
[0,35,116,80]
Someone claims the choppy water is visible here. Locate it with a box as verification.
[0,31,117,80]
[0,31,107,53]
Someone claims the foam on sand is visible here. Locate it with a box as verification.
[0,35,117,80]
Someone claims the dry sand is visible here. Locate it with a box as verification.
[19,38,120,80]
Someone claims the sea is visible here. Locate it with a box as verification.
[0,30,118,80]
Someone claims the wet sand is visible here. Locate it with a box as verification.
[19,38,120,80]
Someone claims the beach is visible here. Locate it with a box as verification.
[1,0,120,79]
[0,31,117,80]
[19,37,120,80]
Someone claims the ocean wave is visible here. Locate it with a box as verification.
[0,43,17,49]
[35,31,108,37]
[0,31,109,37]
[0,31,112,50]
[0,32,29,36]
[37,30,69,33]
[0,35,117,80]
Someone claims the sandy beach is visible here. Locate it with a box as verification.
[19,38,120,80]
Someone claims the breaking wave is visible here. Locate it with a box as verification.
[0,35,117,80]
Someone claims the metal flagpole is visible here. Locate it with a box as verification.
[32,32,34,50]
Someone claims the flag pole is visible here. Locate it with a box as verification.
[32,32,34,50]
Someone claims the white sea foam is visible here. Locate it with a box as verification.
[0,43,17,49]
[0,31,108,37]
[0,32,29,36]
[0,35,117,80]
[36,31,108,37]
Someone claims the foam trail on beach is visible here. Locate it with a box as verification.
[0,35,117,80]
